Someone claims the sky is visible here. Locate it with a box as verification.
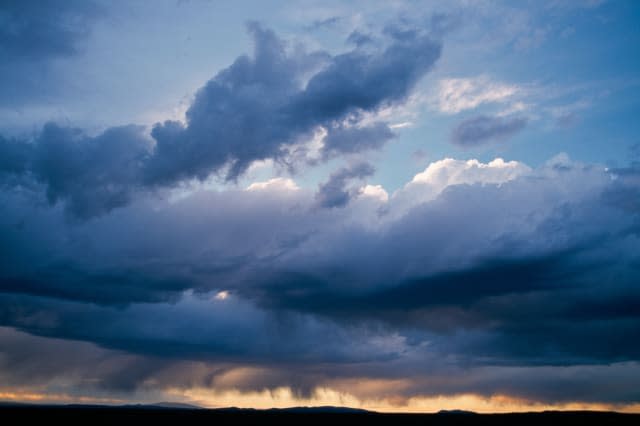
[0,0,639,413]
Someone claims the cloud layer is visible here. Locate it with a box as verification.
[0,23,440,218]
[1,9,639,411]
[1,152,639,406]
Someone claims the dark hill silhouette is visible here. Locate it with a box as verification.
[0,403,638,425]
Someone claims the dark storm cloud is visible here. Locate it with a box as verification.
[32,123,152,219]
[1,123,152,218]
[0,0,103,59]
[451,114,528,147]
[1,13,639,406]
[315,162,375,208]
[147,22,440,184]
[3,324,640,405]
[0,0,104,106]
[0,134,32,176]
[603,163,640,214]
[0,23,440,217]
[321,123,395,157]
[0,292,401,366]
[1,155,638,382]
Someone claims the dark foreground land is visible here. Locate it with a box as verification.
[1,405,639,425]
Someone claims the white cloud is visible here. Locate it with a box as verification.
[497,101,530,117]
[410,158,529,186]
[432,76,521,114]
[389,121,413,129]
[392,158,531,213]
[359,184,389,202]
[246,177,300,192]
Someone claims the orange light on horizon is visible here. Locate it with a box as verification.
[2,386,639,414]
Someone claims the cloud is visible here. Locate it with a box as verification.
[246,177,300,192]
[315,162,375,208]
[1,154,637,353]
[0,134,32,176]
[433,76,521,114]
[451,115,528,147]
[305,16,341,31]
[0,23,441,217]
[603,163,640,214]
[0,11,639,408]
[393,157,531,210]
[32,123,153,219]
[0,153,639,404]
[0,0,103,59]
[321,123,395,158]
[346,30,374,47]
[0,0,104,107]
[359,184,389,203]
[2,326,640,407]
[147,22,440,183]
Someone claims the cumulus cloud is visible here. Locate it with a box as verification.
[147,22,440,183]
[0,152,639,404]
[359,184,389,203]
[0,23,441,218]
[32,123,152,218]
[451,114,528,147]
[315,162,375,208]
[0,10,638,409]
[392,157,531,211]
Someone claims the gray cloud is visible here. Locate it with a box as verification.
[2,324,640,405]
[305,16,342,31]
[0,155,638,405]
[0,0,102,59]
[32,123,152,219]
[451,115,528,147]
[0,0,104,107]
[346,30,374,47]
[0,156,638,376]
[602,163,640,215]
[0,134,32,176]
[0,23,440,217]
[315,162,375,208]
[0,13,639,408]
[147,22,439,184]
[322,123,395,158]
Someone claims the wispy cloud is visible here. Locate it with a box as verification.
[431,76,521,114]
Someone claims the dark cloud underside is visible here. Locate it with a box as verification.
[0,23,440,218]
[451,115,527,147]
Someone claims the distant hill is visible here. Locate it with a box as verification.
[269,406,372,414]
[148,402,203,410]
[1,403,639,425]
[437,409,478,415]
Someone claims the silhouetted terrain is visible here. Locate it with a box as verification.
[1,404,639,425]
